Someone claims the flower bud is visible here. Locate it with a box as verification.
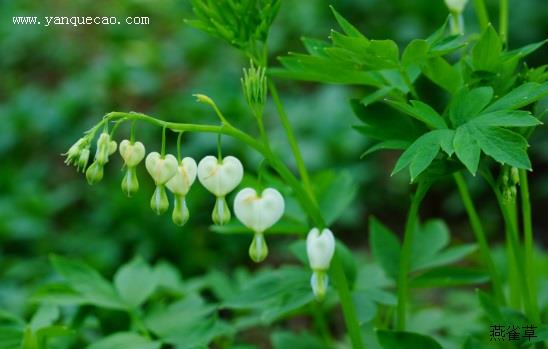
[306,228,335,271]
[241,62,267,115]
[150,185,169,215]
[64,137,88,168]
[146,152,178,185]
[510,167,520,186]
[197,155,243,197]
[119,140,146,167]
[86,161,104,185]
[310,270,329,301]
[212,196,231,225]
[234,187,284,233]
[121,167,139,197]
[249,233,268,263]
[166,157,197,196]
[172,195,190,226]
[95,132,113,165]
[109,140,117,155]
[77,148,90,172]
[444,0,468,13]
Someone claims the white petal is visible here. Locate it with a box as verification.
[146,152,178,185]
[197,155,243,196]
[234,187,284,233]
[166,157,198,195]
[306,228,335,270]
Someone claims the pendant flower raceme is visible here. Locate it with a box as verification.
[146,152,178,215]
[197,155,243,225]
[119,140,146,196]
[234,187,285,262]
[166,157,197,226]
[306,228,336,300]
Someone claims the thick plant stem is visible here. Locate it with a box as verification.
[499,0,509,46]
[473,0,490,30]
[453,173,505,305]
[268,81,317,205]
[396,181,430,330]
[519,170,540,323]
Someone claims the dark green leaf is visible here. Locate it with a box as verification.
[484,82,548,112]
[453,125,481,175]
[385,99,447,129]
[329,6,366,38]
[369,217,400,280]
[421,57,462,94]
[361,140,410,158]
[86,332,161,349]
[449,87,493,126]
[377,330,443,349]
[272,331,330,349]
[410,267,489,287]
[472,110,541,127]
[469,125,531,169]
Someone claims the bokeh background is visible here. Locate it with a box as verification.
[1,0,547,323]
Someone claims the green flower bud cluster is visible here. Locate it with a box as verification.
[241,62,267,117]
[86,132,117,185]
[501,166,520,203]
[63,137,91,172]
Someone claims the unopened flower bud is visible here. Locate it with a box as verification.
[119,140,146,167]
[306,228,336,271]
[510,167,520,186]
[172,195,190,226]
[77,148,90,172]
[310,270,329,301]
[146,152,178,185]
[150,185,169,215]
[212,196,231,225]
[444,0,468,13]
[249,233,268,263]
[86,161,104,185]
[121,167,139,197]
[64,137,89,168]
[241,62,267,116]
[95,132,113,165]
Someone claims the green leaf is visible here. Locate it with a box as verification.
[313,170,358,226]
[449,87,493,127]
[87,332,161,349]
[385,99,447,129]
[421,56,462,94]
[377,330,443,349]
[50,255,125,310]
[352,291,377,324]
[484,82,548,112]
[369,217,400,280]
[472,24,502,72]
[361,140,410,158]
[360,86,395,107]
[0,327,23,349]
[392,129,455,180]
[410,267,489,288]
[114,256,157,308]
[402,39,429,66]
[30,283,88,306]
[453,125,481,175]
[502,39,547,61]
[271,331,331,349]
[468,125,531,169]
[472,110,541,127]
[411,220,449,268]
[29,305,59,331]
[329,6,365,39]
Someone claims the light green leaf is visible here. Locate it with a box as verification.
[87,332,161,349]
[402,39,429,66]
[392,129,455,180]
[29,305,59,331]
[352,291,377,324]
[469,125,531,169]
[313,170,358,226]
[472,24,501,72]
[50,255,125,310]
[377,330,443,349]
[272,331,331,349]
[329,6,366,39]
[484,82,548,112]
[472,110,541,127]
[114,256,157,308]
[410,267,489,288]
[361,140,410,158]
[453,125,481,175]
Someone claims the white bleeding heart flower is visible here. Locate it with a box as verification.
[306,228,336,271]
[119,140,146,167]
[306,228,336,301]
[166,157,197,196]
[444,0,468,12]
[197,155,243,197]
[145,152,178,185]
[234,187,285,234]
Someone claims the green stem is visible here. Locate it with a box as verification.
[396,181,430,330]
[483,171,534,320]
[519,170,540,323]
[268,81,317,206]
[176,131,184,162]
[499,0,509,46]
[161,126,167,156]
[473,0,490,30]
[453,172,505,305]
[331,253,365,349]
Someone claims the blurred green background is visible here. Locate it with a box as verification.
[1,0,547,320]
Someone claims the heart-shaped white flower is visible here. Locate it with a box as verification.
[234,187,285,233]
[119,140,146,167]
[306,228,335,271]
[145,152,178,185]
[197,155,243,197]
[166,157,197,196]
